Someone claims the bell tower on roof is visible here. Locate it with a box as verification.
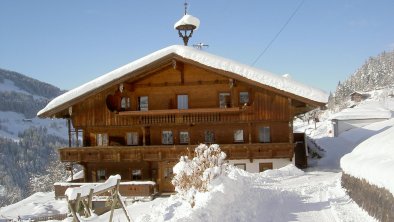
[174,1,200,46]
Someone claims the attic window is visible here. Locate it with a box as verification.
[219,92,231,108]
[121,97,130,110]
[138,96,148,111]
[239,92,249,105]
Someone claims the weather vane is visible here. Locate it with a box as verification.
[184,0,188,15]
[193,43,209,50]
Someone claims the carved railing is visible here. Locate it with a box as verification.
[59,143,294,163]
[117,107,252,125]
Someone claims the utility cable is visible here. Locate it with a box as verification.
[251,0,305,66]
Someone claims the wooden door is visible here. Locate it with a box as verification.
[158,161,176,193]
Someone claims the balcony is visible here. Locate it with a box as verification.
[59,143,294,163]
[117,107,252,125]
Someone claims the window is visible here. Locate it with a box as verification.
[259,126,271,143]
[97,169,106,181]
[234,129,244,142]
[259,163,273,172]
[126,132,138,146]
[162,130,173,145]
[121,97,130,110]
[96,133,108,146]
[204,130,215,143]
[239,92,249,105]
[164,167,173,179]
[219,92,231,108]
[132,169,142,180]
[234,163,246,170]
[177,95,188,110]
[179,131,189,144]
[138,96,148,111]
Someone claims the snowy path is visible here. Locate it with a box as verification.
[274,171,374,222]
[99,169,375,222]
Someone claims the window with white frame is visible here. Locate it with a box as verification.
[234,129,244,142]
[204,130,215,143]
[179,131,189,144]
[177,95,188,110]
[126,132,138,145]
[121,97,130,110]
[97,169,106,181]
[239,92,249,105]
[96,133,108,146]
[219,92,231,108]
[162,130,173,145]
[259,126,271,143]
[138,96,148,111]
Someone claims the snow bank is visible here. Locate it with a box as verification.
[261,164,304,178]
[38,45,327,117]
[136,165,307,222]
[0,192,68,219]
[341,125,394,195]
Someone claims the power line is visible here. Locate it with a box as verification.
[251,0,305,66]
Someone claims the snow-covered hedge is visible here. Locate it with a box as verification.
[171,144,227,206]
[340,124,394,195]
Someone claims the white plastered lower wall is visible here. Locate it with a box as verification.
[228,157,294,173]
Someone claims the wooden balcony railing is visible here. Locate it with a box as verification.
[59,143,294,163]
[117,107,252,125]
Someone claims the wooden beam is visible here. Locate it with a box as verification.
[134,79,228,88]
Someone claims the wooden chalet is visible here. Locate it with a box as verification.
[38,45,327,198]
[350,91,369,102]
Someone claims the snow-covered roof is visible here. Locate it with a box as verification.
[174,14,200,29]
[38,45,328,117]
[330,101,392,120]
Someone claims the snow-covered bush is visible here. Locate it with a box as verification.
[172,144,227,206]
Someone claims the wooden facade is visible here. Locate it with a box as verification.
[39,51,325,196]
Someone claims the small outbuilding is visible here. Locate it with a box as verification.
[350,91,369,102]
[331,101,391,137]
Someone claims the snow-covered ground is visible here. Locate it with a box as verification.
[0,192,68,220]
[97,166,374,222]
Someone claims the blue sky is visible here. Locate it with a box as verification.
[1,0,393,93]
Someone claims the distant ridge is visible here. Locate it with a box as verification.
[328,50,394,110]
[0,68,65,118]
[0,68,64,99]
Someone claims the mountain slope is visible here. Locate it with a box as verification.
[0,68,68,207]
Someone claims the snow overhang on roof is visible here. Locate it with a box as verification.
[37,45,328,118]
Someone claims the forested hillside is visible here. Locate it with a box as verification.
[328,50,394,110]
[0,68,68,207]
